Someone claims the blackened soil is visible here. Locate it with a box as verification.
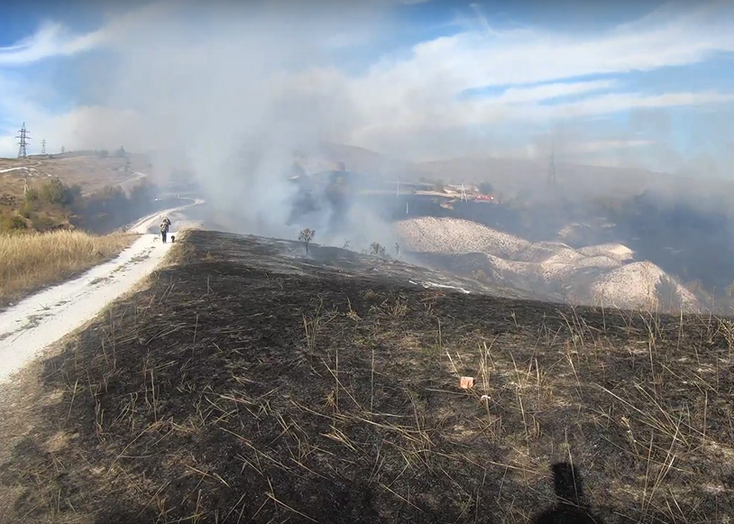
[1,230,733,523]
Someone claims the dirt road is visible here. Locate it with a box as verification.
[0,199,203,385]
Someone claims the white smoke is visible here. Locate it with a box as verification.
[72,0,396,244]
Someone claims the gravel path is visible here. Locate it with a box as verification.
[0,200,204,385]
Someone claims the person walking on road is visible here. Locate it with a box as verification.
[160,217,171,243]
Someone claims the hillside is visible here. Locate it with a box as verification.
[313,142,662,200]
[407,156,659,200]
[0,153,153,231]
[394,217,699,313]
[0,153,150,195]
[1,229,732,523]
[316,142,408,178]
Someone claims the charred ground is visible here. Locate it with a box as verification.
[1,230,733,523]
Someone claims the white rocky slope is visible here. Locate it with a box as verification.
[590,261,699,311]
[394,216,530,258]
[394,217,698,312]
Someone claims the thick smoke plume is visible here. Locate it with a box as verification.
[10,0,734,295]
[79,0,398,248]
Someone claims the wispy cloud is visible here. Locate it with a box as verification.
[464,80,618,104]
[445,3,729,86]
[0,22,104,65]
[0,0,733,170]
[549,90,734,119]
[353,2,734,107]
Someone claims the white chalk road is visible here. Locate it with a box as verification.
[0,199,203,385]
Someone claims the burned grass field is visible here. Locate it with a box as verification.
[1,230,733,523]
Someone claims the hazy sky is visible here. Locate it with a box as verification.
[0,0,733,174]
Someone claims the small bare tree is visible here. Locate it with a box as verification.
[370,242,387,259]
[298,228,316,254]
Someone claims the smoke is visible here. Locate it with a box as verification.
[9,0,734,281]
[72,0,397,247]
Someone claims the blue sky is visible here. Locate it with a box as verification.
[1,0,733,174]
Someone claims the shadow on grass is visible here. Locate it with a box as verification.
[532,462,604,524]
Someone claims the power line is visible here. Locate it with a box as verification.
[16,122,30,158]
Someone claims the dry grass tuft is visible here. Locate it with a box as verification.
[0,230,135,307]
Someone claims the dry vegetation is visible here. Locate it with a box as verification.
[0,230,733,523]
[0,153,150,193]
[0,230,135,308]
[0,153,152,232]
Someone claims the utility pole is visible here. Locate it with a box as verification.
[41,139,47,155]
[16,122,30,158]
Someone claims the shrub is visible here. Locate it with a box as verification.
[24,187,40,202]
[369,242,388,259]
[0,214,27,232]
[40,178,76,207]
[19,199,38,218]
[298,228,316,254]
[31,215,58,232]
